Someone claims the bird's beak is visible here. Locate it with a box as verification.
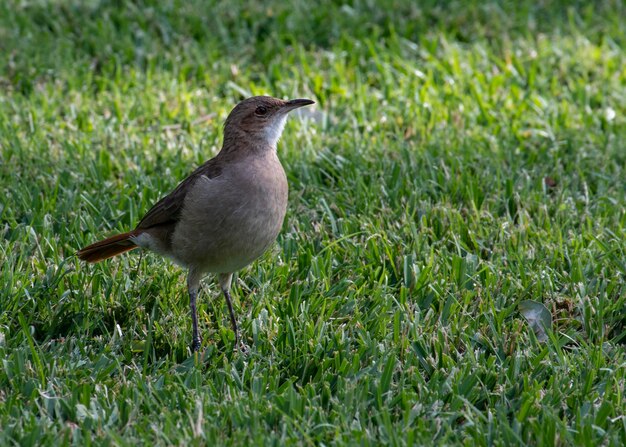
[282,98,315,113]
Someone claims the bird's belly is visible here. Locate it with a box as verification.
[171,193,287,274]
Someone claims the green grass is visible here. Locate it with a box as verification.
[1,0,625,444]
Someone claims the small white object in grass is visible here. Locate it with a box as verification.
[414,69,425,78]
[0,330,4,346]
[605,107,616,122]
[519,300,552,342]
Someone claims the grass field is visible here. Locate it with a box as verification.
[1,0,625,445]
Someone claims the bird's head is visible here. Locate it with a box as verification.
[223,96,314,150]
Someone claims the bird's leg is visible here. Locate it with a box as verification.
[219,273,245,352]
[189,290,201,352]
[188,269,202,352]
[223,288,239,349]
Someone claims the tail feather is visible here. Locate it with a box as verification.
[77,231,139,263]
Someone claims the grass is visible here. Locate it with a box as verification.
[1,0,625,444]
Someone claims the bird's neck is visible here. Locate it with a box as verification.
[220,122,285,157]
[219,132,277,160]
[222,115,287,152]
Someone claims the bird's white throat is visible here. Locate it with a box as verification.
[264,115,287,148]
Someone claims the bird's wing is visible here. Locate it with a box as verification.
[135,159,223,230]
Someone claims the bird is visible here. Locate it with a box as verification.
[77,95,315,352]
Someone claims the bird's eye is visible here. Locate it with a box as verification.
[255,106,268,116]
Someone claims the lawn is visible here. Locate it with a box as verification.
[1,0,625,445]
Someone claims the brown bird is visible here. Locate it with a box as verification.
[78,96,314,352]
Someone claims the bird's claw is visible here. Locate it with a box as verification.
[235,340,249,354]
[191,338,202,353]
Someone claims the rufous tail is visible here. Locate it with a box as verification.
[77,231,138,263]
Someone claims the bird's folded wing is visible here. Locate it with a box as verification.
[135,160,223,230]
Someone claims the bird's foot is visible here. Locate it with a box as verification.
[235,340,250,354]
[191,337,202,353]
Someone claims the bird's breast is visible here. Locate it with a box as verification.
[170,154,288,273]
